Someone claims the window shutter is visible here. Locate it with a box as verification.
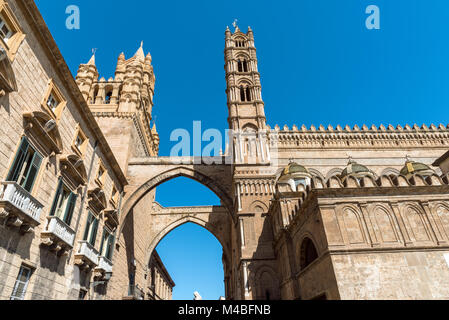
[63,192,77,226]
[99,230,106,256]
[83,212,92,241]
[22,150,43,193]
[108,234,116,260]
[106,233,113,260]
[7,137,29,182]
[49,178,63,217]
[90,217,99,246]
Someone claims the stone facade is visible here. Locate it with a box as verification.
[147,250,175,300]
[1,0,449,301]
[0,0,128,300]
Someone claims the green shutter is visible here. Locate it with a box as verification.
[63,192,77,226]
[108,234,116,260]
[90,217,98,246]
[83,212,92,241]
[105,233,113,260]
[7,137,29,182]
[22,151,43,193]
[99,230,106,256]
[49,178,63,217]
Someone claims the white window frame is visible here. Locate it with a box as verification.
[10,265,32,300]
[0,15,13,43]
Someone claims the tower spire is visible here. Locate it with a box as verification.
[134,41,145,62]
[87,49,96,65]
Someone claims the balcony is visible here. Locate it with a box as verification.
[74,241,99,269]
[123,285,145,301]
[95,256,113,277]
[41,216,76,255]
[0,182,43,233]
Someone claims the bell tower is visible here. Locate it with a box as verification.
[75,43,159,174]
[225,25,270,165]
[225,25,266,131]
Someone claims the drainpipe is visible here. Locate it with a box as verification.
[67,140,99,263]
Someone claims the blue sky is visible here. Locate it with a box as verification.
[35,0,449,299]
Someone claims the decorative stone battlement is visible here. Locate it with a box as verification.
[267,123,449,149]
[270,123,449,133]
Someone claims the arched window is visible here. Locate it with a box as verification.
[237,60,243,72]
[105,91,112,104]
[240,86,246,101]
[300,238,318,270]
[240,86,252,102]
[243,60,249,72]
[246,87,252,101]
[92,86,99,104]
[237,59,249,73]
[235,40,246,48]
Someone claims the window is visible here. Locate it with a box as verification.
[235,40,246,48]
[300,238,319,270]
[100,228,115,261]
[83,211,99,247]
[105,91,112,104]
[237,59,249,73]
[72,125,88,157]
[0,1,25,60]
[110,186,119,207]
[46,93,59,113]
[41,80,67,121]
[240,86,252,102]
[7,137,43,193]
[10,265,32,300]
[0,15,12,43]
[246,87,252,101]
[294,178,311,190]
[96,161,106,187]
[50,179,77,226]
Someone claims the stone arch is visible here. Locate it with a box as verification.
[237,79,254,87]
[402,204,430,242]
[119,166,235,236]
[325,168,343,181]
[144,215,231,271]
[249,200,269,213]
[380,167,400,177]
[298,236,319,271]
[253,265,280,300]
[340,205,365,244]
[433,203,449,240]
[242,123,258,133]
[368,204,398,243]
[308,168,325,181]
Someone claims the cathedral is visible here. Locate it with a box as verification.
[0,0,448,300]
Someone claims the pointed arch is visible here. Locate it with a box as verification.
[253,265,280,300]
[144,215,231,269]
[120,166,235,238]
[298,236,319,270]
